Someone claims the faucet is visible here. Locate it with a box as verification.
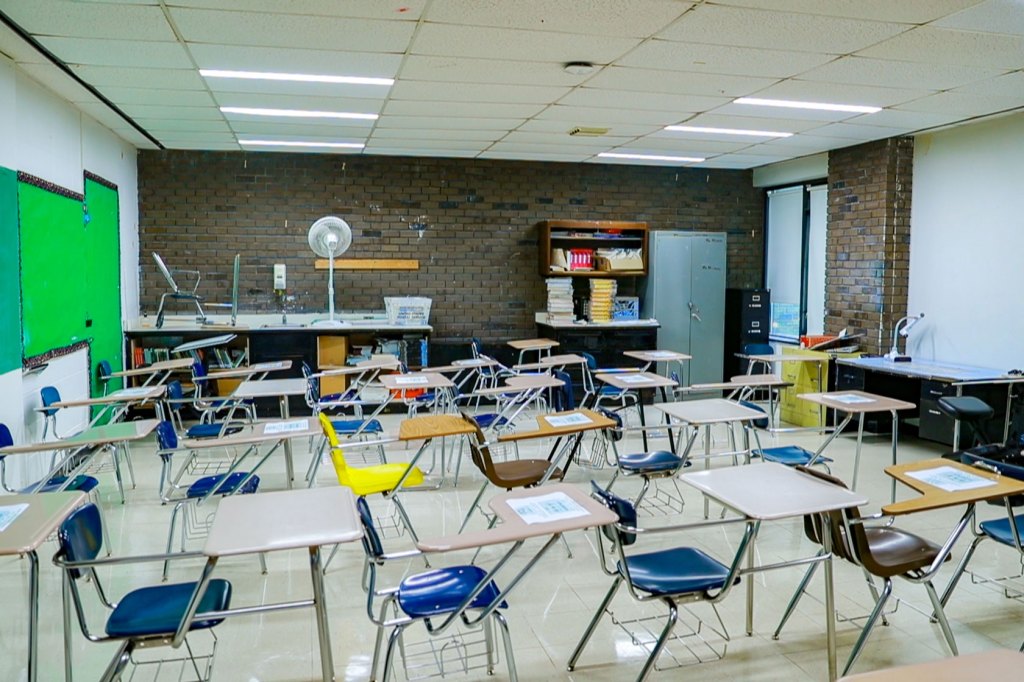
[885,313,924,362]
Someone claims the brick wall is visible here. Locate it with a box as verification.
[138,152,764,342]
[825,137,913,354]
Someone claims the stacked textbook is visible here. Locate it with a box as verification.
[545,278,574,324]
[589,279,615,323]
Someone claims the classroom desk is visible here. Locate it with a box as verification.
[110,357,193,387]
[472,374,566,427]
[181,417,320,494]
[423,357,500,394]
[207,359,292,380]
[507,337,559,365]
[679,375,792,427]
[42,385,166,427]
[498,408,616,482]
[171,333,237,356]
[513,352,587,372]
[882,458,1024,516]
[800,391,917,501]
[389,415,479,497]
[186,486,361,682]
[0,491,87,682]
[231,377,308,484]
[838,649,1024,681]
[595,371,678,452]
[622,349,691,380]
[681,463,868,682]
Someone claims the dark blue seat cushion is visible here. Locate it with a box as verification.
[331,419,383,434]
[980,515,1024,547]
[321,390,358,404]
[398,566,507,618]
[619,547,735,597]
[21,475,99,494]
[105,579,232,638]
[618,450,683,474]
[756,445,830,467]
[186,472,259,498]
[473,413,509,430]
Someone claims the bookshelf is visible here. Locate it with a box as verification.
[537,220,648,278]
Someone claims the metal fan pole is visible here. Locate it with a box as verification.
[327,255,336,323]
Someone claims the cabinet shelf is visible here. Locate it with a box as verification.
[537,220,648,278]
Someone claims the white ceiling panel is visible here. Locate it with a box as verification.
[409,23,641,63]
[620,40,837,78]
[423,0,692,37]
[486,141,612,155]
[951,71,1024,97]
[36,36,192,68]
[479,151,590,162]
[842,108,973,130]
[893,91,1024,116]
[389,81,570,104]
[383,100,546,119]
[369,128,503,141]
[234,132,366,143]
[205,78,392,100]
[658,4,908,54]
[364,138,490,151]
[398,56,589,87]
[186,44,403,76]
[163,141,240,150]
[213,92,384,114]
[630,135,754,153]
[796,56,1003,91]
[678,112,825,133]
[696,155,778,168]
[709,0,985,24]
[558,88,729,114]
[516,118,661,137]
[803,122,915,140]
[376,116,526,131]
[95,86,215,107]
[747,79,932,108]
[586,153,704,167]
[136,118,232,133]
[120,104,225,120]
[749,134,853,153]
[709,101,856,122]
[368,148,478,158]
[535,104,687,126]
[1,1,175,41]
[583,66,778,98]
[857,27,1024,69]
[168,8,416,52]
[156,132,238,145]
[165,0,428,20]
[68,65,206,90]
[226,121,375,136]
[934,0,1024,35]
[496,131,636,147]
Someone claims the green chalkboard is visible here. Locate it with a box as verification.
[84,177,123,398]
[0,167,19,373]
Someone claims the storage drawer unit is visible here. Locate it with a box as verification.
[724,288,770,378]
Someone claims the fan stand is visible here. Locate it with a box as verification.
[311,255,347,328]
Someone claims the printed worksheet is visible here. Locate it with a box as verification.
[507,492,589,525]
[544,413,593,428]
[646,351,677,358]
[263,419,309,435]
[829,393,875,405]
[394,376,429,385]
[617,374,653,384]
[905,466,997,492]
[0,503,29,533]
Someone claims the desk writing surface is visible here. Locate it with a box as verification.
[798,390,916,414]
[837,356,1008,383]
[172,333,237,354]
[204,486,361,557]
[740,354,823,363]
[415,483,616,552]
[321,356,402,372]
[513,353,587,370]
[597,371,677,390]
[425,358,499,373]
[233,378,308,399]
[498,409,614,442]
[507,338,559,350]
[181,417,320,449]
[378,373,453,390]
[473,374,564,396]
[47,385,165,409]
[838,649,1024,682]
[656,398,765,425]
[207,360,292,379]
[398,415,477,441]
[882,458,1024,516]
[728,374,792,387]
[624,350,692,363]
[112,357,193,377]
[681,463,867,520]
[0,492,86,555]
[0,419,160,455]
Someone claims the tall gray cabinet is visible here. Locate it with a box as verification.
[641,231,727,386]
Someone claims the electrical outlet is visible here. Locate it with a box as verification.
[273,263,286,290]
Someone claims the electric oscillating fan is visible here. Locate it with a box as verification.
[307,216,353,327]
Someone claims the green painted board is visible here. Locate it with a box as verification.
[0,167,19,373]
[84,177,123,401]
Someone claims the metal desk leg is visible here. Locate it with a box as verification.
[890,410,899,504]
[953,384,963,449]
[309,545,335,681]
[822,521,837,682]
[851,413,866,491]
[279,395,294,488]
[659,386,676,454]
[27,550,39,682]
[639,389,649,451]
[702,426,712,519]
[745,521,760,636]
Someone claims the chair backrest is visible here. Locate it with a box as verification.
[589,481,638,547]
[470,337,483,358]
[793,466,863,565]
[580,352,598,371]
[743,343,774,356]
[166,380,184,411]
[97,360,112,383]
[738,400,770,430]
[552,370,575,412]
[40,386,61,415]
[155,420,178,450]
[0,423,12,449]
[301,361,320,408]
[355,497,384,559]
[597,407,623,442]
[318,413,351,479]
[460,412,499,482]
[57,503,104,580]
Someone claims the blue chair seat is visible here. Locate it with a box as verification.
[619,547,735,597]
[331,419,383,434]
[473,413,509,430]
[105,579,232,638]
[186,472,259,498]
[980,515,1024,547]
[21,474,99,495]
[755,445,831,467]
[320,389,358,404]
[599,385,628,397]
[618,450,684,474]
[398,566,507,618]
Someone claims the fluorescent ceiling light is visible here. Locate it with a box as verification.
[239,140,365,149]
[665,124,792,138]
[221,106,377,121]
[598,152,704,163]
[733,97,881,114]
[201,69,393,86]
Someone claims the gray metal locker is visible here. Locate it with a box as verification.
[641,231,727,386]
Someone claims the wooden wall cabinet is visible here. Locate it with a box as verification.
[537,220,648,277]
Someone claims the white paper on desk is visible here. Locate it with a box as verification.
[647,351,676,359]
[0,503,28,533]
[616,374,653,384]
[394,376,429,386]
[544,413,593,427]
[453,359,480,366]
[830,393,875,405]
[263,419,308,435]
[507,492,589,525]
[906,466,997,492]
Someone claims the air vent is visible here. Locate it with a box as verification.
[568,126,610,137]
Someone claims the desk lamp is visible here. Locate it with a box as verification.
[885,313,924,362]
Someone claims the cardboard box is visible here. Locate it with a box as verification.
[594,253,643,271]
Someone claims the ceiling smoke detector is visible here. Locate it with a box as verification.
[568,126,610,137]
[563,61,595,75]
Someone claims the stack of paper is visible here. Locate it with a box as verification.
[546,278,574,324]
[589,278,616,323]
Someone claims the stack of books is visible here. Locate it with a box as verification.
[589,279,616,323]
[546,278,574,324]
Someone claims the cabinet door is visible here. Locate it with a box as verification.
[646,232,693,384]
[688,235,727,385]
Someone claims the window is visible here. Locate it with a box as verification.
[764,183,827,341]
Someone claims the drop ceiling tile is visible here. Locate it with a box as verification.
[747,79,932,108]
[205,78,392,100]
[857,27,1024,69]
[710,101,855,122]
[213,92,384,114]
[96,87,216,107]
[226,121,374,136]
[934,0,1024,35]
[398,56,588,87]
[364,138,489,151]
[389,80,570,104]
[16,62,98,103]
[367,148,478,158]
[657,4,908,54]
[2,1,175,41]
[479,150,590,162]
[235,132,366,143]
[187,44,404,76]
[803,121,914,140]
[749,135,846,153]
[708,0,984,24]
[369,128,503,141]
[672,112,824,133]
[535,104,686,126]
[629,135,753,153]
[69,65,206,90]
[792,56,1003,91]
[409,23,641,63]
[163,140,241,150]
[558,88,728,114]
[36,36,193,68]
[583,66,778,98]
[376,116,526,131]
[486,141,610,154]
[619,40,836,78]
[423,0,692,37]
[893,91,1024,116]
[136,118,233,133]
[587,154,704,167]
[695,155,774,169]
[166,0,428,20]
[841,109,971,130]
[952,71,1024,97]
[120,104,226,120]
[383,100,546,118]
[156,131,238,143]
[168,8,417,52]
[496,131,635,147]
[516,118,661,137]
